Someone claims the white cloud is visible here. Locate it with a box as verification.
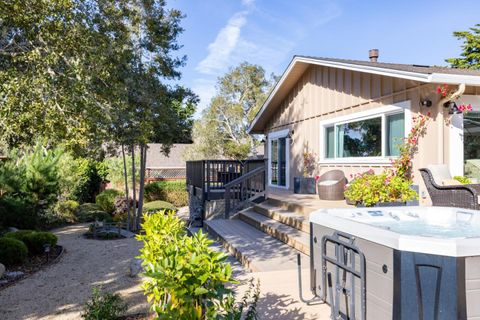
[241,0,255,7]
[195,12,247,75]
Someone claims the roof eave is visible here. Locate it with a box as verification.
[248,56,480,134]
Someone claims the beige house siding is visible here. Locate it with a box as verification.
[264,64,480,205]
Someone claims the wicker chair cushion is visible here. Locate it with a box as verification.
[442,179,462,186]
[427,164,452,185]
[318,180,338,186]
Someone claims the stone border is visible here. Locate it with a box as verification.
[0,245,65,291]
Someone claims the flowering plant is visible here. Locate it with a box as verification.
[437,84,452,98]
[389,113,430,180]
[302,149,316,177]
[344,170,417,207]
[458,104,473,114]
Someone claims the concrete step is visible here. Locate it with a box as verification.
[204,219,309,272]
[238,209,310,256]
[252,202,310,233]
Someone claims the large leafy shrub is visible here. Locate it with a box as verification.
[5,230,58,254]
[95,189,123,214]
[0,237,28,266]
[143,200,176,213]
[144,180,188,207]
[81,287,127,320]
[138,212,259,319]
[344,171,417,207]
[0,197,36,230]
[59,155,108,204]
[75,203,111,222]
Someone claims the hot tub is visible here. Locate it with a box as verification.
[309,206,480,320]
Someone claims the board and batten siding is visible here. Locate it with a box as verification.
[263,65,478,205]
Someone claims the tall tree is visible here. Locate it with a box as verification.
[446,24,480,69]
[184,62,274,160]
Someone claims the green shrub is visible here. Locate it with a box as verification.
[0,237,28,266]
[75,203,112,222]
[344,170,417,207]
[59,155,109,204]
[143,200,176,213]
[81,287,127,320]
[5,230,57,254]
[137,213,259,319]
[95,189,123,214]
[0,196,36,230]
[41,200,80,227]
[454,176,472,185]
[144,180,188,207]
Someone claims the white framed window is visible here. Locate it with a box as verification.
[267,129,290,189]
[320,101,411,164]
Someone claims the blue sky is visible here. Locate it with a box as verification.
[168,0,479,114]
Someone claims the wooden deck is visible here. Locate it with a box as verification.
[266,189,353,212]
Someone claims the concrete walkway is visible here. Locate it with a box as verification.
[0,224,147,320]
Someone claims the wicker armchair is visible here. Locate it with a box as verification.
[317,170,346,201]
[419,166,480,210]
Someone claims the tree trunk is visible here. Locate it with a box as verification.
[136,144,147,230]
[121,144,131,231]
[131,145,137,231]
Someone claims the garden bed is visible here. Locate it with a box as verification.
[0,244,64,290]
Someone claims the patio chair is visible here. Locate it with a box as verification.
[317,170,346,201]
[419,165,480,210]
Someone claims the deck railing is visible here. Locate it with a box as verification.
[186,159,265,194]
[224,165,266,218]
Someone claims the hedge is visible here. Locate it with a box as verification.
[143,200,176,213]
[5,230,58,254]
[0,237,28,266]
[144,180,187,207]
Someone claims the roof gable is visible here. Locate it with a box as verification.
[248,56,480,134]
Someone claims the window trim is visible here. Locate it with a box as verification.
[267,128,290,189]
[319,101,411,165]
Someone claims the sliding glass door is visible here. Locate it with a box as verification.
[269,133,288,188]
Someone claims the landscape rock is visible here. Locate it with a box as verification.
[129,258,143,277]
[7,227,19,232]
[4,271,25,280]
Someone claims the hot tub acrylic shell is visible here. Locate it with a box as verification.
[310,206,480,320]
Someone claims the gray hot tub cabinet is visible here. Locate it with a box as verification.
[311,223,480,320]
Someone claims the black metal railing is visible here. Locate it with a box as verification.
[186,159,265,193]
[224,165,266,218]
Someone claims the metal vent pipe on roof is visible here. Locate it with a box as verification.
[369,49,379,62]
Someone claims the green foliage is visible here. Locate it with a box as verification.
[75,203,111,223]
[184,62,273,160]
[59,156,108,204]
[81,287,128,320]
[0,237,28,266]
[54,200,79,223]
[345,171,417,207]
[144,180,188,207]
[446,24,480,69]
[0,197,36,230]
[454,176,472,185]
[143,200,176,214]
[137,213,259,319]
[95,189,123,214]
[5,230,57,255]
[104,156,140,189]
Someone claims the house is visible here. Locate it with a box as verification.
[145,143,190,182]
[185,51,480,278]
[248,51,480,205]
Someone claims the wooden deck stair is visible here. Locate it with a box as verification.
[204,197,313,272]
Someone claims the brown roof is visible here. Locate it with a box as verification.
[297,55,480,76]
[146,144,190,168]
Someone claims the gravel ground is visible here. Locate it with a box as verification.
[0,224,148,320]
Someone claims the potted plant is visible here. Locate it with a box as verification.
[344,113,430,207]
[294,148,317,194]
